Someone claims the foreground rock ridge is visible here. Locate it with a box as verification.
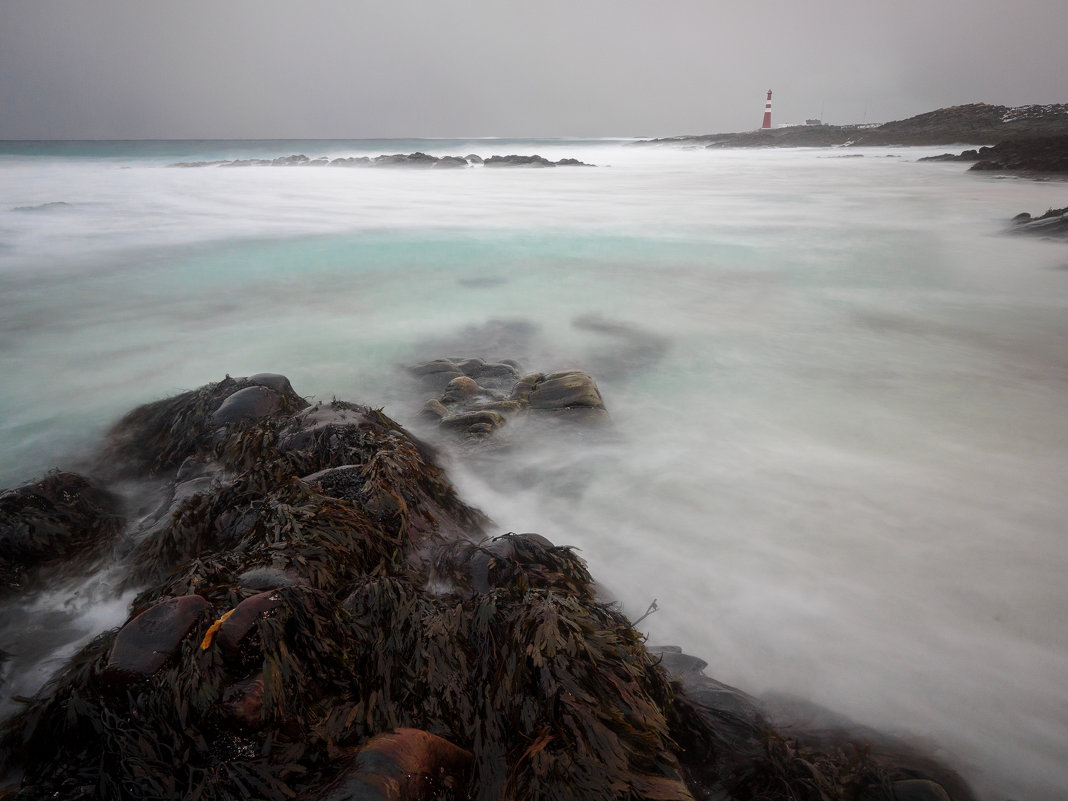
[0,374,975,801]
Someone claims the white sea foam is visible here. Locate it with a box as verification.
[2,141,1067,799]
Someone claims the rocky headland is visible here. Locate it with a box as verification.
[643,102,1068,150]
[169,153,594,169]
[0,372,977,801]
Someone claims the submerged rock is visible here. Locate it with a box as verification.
[1008,206,1068,239]
[407,358,608,439]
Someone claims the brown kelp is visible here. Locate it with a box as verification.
[0,375,974,801]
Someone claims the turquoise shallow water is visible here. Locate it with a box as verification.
[2,140,1068,799]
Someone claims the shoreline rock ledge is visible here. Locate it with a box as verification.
[0,374,975,801]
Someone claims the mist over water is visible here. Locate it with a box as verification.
[2,140,1068,799]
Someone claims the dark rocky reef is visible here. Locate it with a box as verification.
[0,374,975,801]
[169,153,594,169]
[921,136,1068,174]
[483,154,592,168]
[643,102,1068,149]
[1008,206,1068,239]
[410,357,608,439]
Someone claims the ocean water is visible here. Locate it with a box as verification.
[2,138,1067,799]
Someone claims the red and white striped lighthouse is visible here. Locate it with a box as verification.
[761,90,773,130]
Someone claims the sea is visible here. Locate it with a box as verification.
[1,138,1067,799]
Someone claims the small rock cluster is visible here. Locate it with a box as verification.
[409,357,608,439]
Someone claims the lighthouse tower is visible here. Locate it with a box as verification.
[761,90,773,129]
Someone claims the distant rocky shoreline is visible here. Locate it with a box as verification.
[169,153,594,169]
[642,102,1068,151]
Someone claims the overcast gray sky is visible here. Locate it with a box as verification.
[1,0,1066,139]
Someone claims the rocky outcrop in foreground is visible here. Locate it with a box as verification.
[0,374,974,801]
[169,153,593,169]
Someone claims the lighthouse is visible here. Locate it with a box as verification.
[761,90,772,130]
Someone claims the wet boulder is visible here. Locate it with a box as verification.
[211,385,286,425]
[527,369,606,412]
[300,729,473,801]
[409,358,608,440]
[104,594,212,683]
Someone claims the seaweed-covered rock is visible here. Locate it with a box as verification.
[0,471,123,591]
[103,373,308,477]
[0,375,976,801]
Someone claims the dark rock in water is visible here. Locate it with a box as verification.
[0,471,123,591]
[483,154,556,168]
[439,375,481,405]
[11,201,71,212]
[330,156,372,167]
[438,409,506,435]
[1008,206,1068,239]
[967,135,1068,173]
[408,358,607,439]
[917,149,981,162]
[104,594,211,682]
[432,155,468,169]
[374,152,438,168]
[464,153,484,164]
[527,369,606,411]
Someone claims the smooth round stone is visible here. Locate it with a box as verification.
[420,399,449,420]
[106,595,212,681]
[215,590,284,658]
[528,371,604,410]
[248,373,298,396]
[211,386,283,425]
[440,376,480,404]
